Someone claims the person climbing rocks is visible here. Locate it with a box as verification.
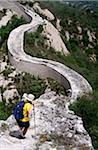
[13,93,36,139]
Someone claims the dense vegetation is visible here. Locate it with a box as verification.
[14,73,46,99]
[24,1,98,148]
[0,102,10,120]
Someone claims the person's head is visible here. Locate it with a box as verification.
[24,94,35,104]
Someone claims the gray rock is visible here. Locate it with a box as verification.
[3,89,19,104]
[0,91,94,150]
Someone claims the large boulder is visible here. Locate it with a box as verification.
[0,120,9,133]
[0,9,14,28]
[0,75,5,88]
[3,89,19,104]
[42,20,69,55]
[30,91,93,149]
[0,62,7,72]
[33,2,55,21]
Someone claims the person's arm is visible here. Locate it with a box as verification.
[28,105,33,119]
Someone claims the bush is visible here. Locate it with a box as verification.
[0,15,27,47]
[14,73,46,98]
[0,41,8,59]
[0,98,20,120]
[2,66,13,78]
[69,92,98,148]
[0,102,9,120]
[47,78,66,95]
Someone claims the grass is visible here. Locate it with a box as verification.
[0,102,10,120]
[14,73,47,99]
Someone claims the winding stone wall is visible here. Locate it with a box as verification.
[7,8,92,101]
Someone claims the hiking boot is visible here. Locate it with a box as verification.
[18,135,26,139]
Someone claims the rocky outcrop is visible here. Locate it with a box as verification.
[56,18,61,31]
[42,19,69,55]
[33,2,55,21]
[0,9,15,28]
[0,77,14,90]
[65,31,70,41]
[0,91,94,150]
[31,3,68,54]
[0,62,7,72]
[3,89,19,104]
[87,30,96,43]
[77,25,82,34]
[0,61,19,104]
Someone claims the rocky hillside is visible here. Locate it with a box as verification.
[0,0,98,149]
[0,91,93,150]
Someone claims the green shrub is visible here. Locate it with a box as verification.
[0,100,19,120]
[0,41,8,59]
[2,66,13,78]
[0,102,9,120]
[47,78,66,95]
[0,15,27,47]
[69,92,98,148]
[14,73,46,98]
[24,25,48,58]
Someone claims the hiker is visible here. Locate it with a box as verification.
[13,93,35,139]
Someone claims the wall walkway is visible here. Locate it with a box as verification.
[7,8,92,102]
